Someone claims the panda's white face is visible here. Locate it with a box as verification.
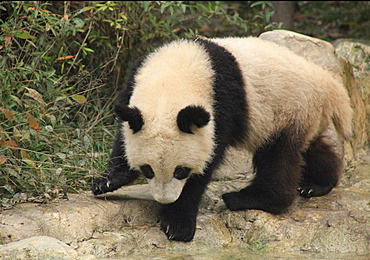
[119,39,216,204]
[122,105,215,204]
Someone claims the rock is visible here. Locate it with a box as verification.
[332,39,370,72]
[0,236,95,260]
[1,149,369,259]
[333,39,370,151]
[0,192,159,246]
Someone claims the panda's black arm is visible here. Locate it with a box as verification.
[92,123,140,195]
[159,171,212,242]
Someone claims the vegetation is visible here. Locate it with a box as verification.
[295,1,370,41]
[0,1,279,207]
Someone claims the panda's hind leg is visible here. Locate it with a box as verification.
[298,136,342,198]
[222,129,303,214]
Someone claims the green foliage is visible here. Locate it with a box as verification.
[0,1,278,206]
[296,1,370,41]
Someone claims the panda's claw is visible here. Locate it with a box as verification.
[165,225,170,234]
[298,182,334,198]
[298,186,311,197]
[91,175,111,195]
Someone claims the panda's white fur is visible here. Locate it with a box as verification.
[210,37,352,150]
[121,37,352,204]
[124,40,216,203]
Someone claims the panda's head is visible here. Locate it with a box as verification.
[116,104,214,204]
[116,39,216,204]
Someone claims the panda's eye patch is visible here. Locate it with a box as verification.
[140,164,154,179]
[173,166,191,180]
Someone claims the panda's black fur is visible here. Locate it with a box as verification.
[92,37,352,242]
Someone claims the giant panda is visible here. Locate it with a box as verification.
[92,36,353,242]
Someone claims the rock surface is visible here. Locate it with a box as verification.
[1,150,369,259]
[1,30,369,259]
[333,38,370,150]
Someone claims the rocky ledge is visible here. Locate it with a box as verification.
[0,149,369,259]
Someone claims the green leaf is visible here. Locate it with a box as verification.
[72,95,87,104]
[83,47,94,53]
[73,18,85,28]
[20,131,31,141]
[2,184,15,194]
[56,152,66,160]
[21,150,36,167]
[14,32,36,39]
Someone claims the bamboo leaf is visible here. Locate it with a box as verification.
[21,150,36,167]
[0,155,7,164]
[27,113,41,130]
[55,55,75,61]
[10,95,22,106]
[14,32,36,39]
[72,95,87,104]
[25,87,45,105]
[0,108,14,120]
[1,141,18,149]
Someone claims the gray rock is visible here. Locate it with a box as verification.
[1,150,369,259]
[333,38,370,151]
[0,236,95,260]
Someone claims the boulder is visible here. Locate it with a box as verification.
[0,236,95,260]
[333,38,370,150]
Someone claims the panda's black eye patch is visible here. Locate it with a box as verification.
[173,166,191,180]
[140,164,154,179]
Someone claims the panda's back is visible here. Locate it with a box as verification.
[210,37,335,104]
[210,37,351,149]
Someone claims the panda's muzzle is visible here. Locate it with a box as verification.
[148,176,188,204]
[139,164,191,204]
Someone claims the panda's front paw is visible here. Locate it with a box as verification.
[160,210,196,242]
[91,175,110,195]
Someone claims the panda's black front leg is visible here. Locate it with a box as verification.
[92,126,139,195]
[159,173,211,242]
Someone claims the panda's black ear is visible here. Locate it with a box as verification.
[177,105,210,134]
[115,104,144,133]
